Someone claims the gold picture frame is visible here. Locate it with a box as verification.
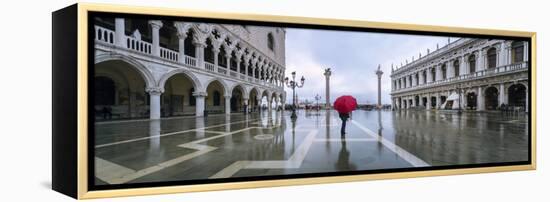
[52,3,536,199]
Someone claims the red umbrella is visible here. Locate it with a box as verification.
[333,95,357,113]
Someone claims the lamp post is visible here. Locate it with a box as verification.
[285,71,305,119]
[314,94,321,111]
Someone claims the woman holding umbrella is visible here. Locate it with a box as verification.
[333,95,357,136]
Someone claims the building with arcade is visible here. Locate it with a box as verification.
[390,38,529,112]
[93,17,286,120]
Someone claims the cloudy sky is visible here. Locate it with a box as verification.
[283,28,458,105]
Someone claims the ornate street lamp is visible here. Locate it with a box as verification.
[314,94,321,111]
[285,71,305,119]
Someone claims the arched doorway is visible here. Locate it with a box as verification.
[231,85,245,112]
[249,88,259,112]
[94,60,149,120]
[205,80,226,114]
[485,87,499,110]
[508,84,526,108]
[466,92,477,110]
[430,97,437,108]
[162,73,197,117]
[414,96,419,107]
[422,97,427,107]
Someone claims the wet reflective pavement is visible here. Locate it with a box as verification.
[94,110,528,185]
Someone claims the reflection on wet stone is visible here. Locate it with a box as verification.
[94,110,528,185]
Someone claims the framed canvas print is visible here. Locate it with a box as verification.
[52,3,536,199]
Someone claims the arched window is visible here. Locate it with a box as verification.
[454,60,460,77]
[204,38,215,63]
[184,30,195,57]
[95,76,115,105]
[415,73,419,85]
[213,91,221,106]
[218,47,227,68]
[189,88,195,106]
[267,33,274,51]
[468,55,476,73]
[431,68,436,81]
[512,41,524,63]
[487,47,497,69]
[441,65,447,80]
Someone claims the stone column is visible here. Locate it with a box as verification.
[376,65,383,108]
[449,61,455,78]
[194,41,206,69]
[147,88,163,120]
[499,83,506,106]
[460,56,467,75]
[498,42,508,67]
[324,68,332,109]
[243,98,249,114]
[436,93,441,109]
[224,95,231,115]
[148,20,163,57]
[194,92,206,117]
[225,53,231,76]
[236,58,241,75]
[213,47,220,68]
[477,87,485,111]
[177,33,187,63]
[114,18,125,47]
[244,62,249,78]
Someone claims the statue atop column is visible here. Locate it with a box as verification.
[324,68,332,109]
[376,64,384,109]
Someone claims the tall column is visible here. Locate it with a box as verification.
[115,18,125,47]
[448,61,454,78]
[376,65,383,108]
[498,42,508,67]
[147,88,163,120]
[324,68,332,109]
[436,93,441,109]
[460,56,467,75]
[267,96,273,112]
[224,95,231,115]
[244,62,249,78]
[148,20,163,57]
[194,41,206,69]
[177,33,187,63]
[236,58,241,75]
[477,87,485,111]
[243,98,249,114]
[194,92,206,117]
[499,83,506,106]
[213,47,220,67]
[225,53,231,76]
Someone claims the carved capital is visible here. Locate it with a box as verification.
[148,20,163,29]
[146,87,164,95]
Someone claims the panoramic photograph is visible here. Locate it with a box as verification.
[92,16,530,186]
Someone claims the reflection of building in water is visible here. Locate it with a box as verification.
[94,17,286,120]
[391,110,528,165]
[390,38,529,112]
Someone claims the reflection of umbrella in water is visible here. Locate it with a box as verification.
[333,95,357,113]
